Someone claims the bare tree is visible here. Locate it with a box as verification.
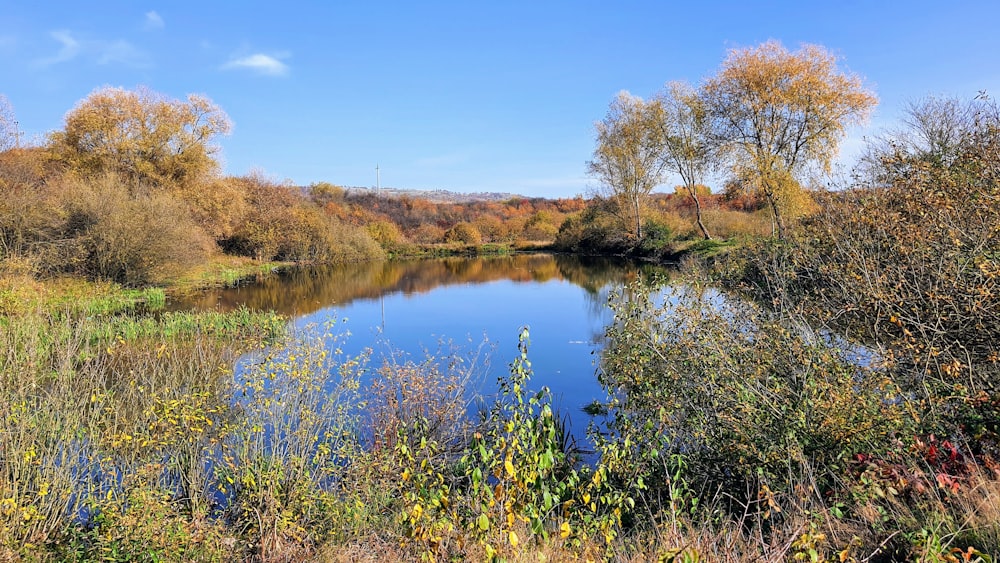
[856,94,998,188]
[0,95,17,152]
[588,91,669,240]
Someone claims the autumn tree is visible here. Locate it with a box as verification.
[703,41,876,238]
[48,86,231,190]
[588,91,670,239]
[309,181,346,207]
[655,81,714,239]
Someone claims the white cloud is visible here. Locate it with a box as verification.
[33,30,149,68]
[222,53,289,77]
[97,39,150,67]
[35,30,80,66]
[144,11,165,30]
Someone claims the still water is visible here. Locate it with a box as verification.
[169,253,671,441]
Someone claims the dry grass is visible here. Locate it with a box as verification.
[701,208,772,239]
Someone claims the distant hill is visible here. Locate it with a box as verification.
[340,186,525,203]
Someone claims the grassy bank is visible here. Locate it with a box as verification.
[0,274,166,317]
[162,255,293,294]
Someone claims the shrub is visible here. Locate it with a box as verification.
[645,210,694,240]
[309,181,346,207]
[554,202,630,254]
[221,320,369,560]
[396,330,605,560]
[521,210,560,241]
[600,282,913,503]
[328,220,386,262]
[701,208,770,239]
[735,96,1000,445]
[175,176,250,240]
[443,222,482,245]
[409,223,446,244]
[52,173,210,286]
[473,215,511,243]
[366,219,407,251]
[637,218,675,255]
[222,174,383,263]
[0,149,60,260]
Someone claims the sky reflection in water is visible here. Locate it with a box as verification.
[170,254,672,443]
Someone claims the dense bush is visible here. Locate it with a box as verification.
[221,175,383,263]
[472,214,511,243]
[0,150,60,263]
[636,218,675,255]
[695,97,1000,559]
[409,223,446,244]
[175,176,251,240]
[366,219,408,252]
[47,174,211,286]
[521,210,560,241]
[601,282,912,501]
[732,97,1000,442]
[554,198,630,253]
[442,222,482,245]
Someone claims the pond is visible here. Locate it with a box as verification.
[169,253,673,444]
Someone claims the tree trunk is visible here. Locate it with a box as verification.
[766,192,787,240]
[633,193,643,239]
[688,188,712,240]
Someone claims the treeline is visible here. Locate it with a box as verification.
[555,187,769,256]
[0,88,597,289]
[310,185,587,249]
[0,86,774,290]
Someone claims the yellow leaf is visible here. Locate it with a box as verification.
[505,459,515,478]
[560,521,571,538]
[509,531,519,547]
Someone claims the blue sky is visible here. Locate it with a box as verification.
[2,1,998,197]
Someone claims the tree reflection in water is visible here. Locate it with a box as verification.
[170,253,674,447]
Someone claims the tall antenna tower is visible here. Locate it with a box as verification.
[376,164,381,198]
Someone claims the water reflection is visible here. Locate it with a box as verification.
[170,254,673,447]
[169,253,667,317]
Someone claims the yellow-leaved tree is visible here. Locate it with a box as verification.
[48,86,231,192]
[588,91,670,240]
[703,41,876,238]
[654,81,714,240]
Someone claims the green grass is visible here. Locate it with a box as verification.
[88,308,286,344]
[0,276,167,317]
[164,256,291,293]
[686,237,738,257]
